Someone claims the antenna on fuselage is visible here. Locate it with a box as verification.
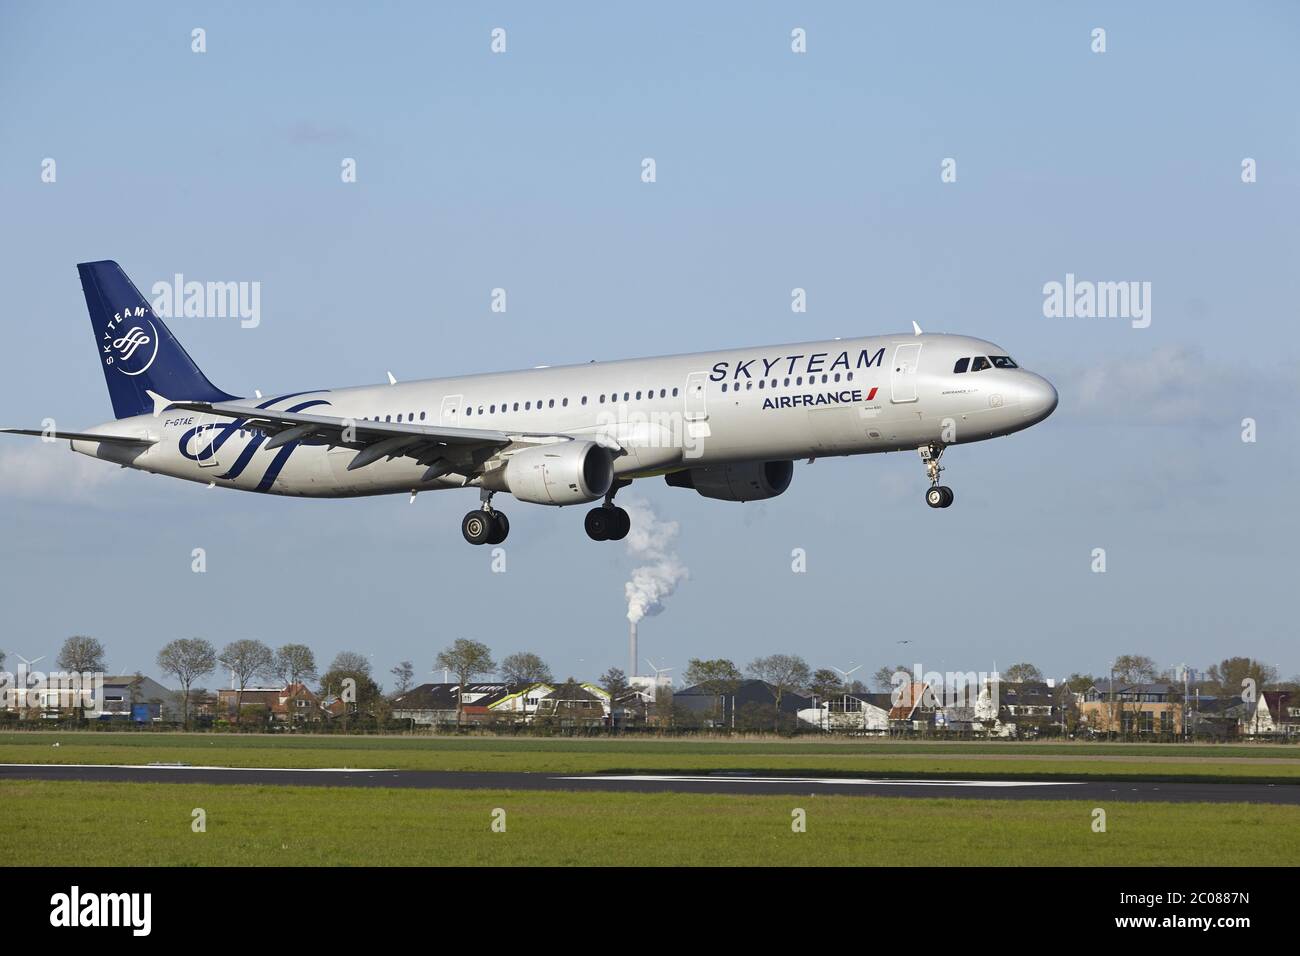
[912,321,923,335]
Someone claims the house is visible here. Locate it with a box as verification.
[534,682,610,727]
[87,675,177,722]
[212,683,323,724]
[1240,691,1299,738]
[1081,680,1183,736]
[486,682,556,723]
[1184,697,1244,739]
[390,683,513,726]
[949,680,1063,738]
[676,679,813,730]
[798,691,893,733]
[888,681,938,733]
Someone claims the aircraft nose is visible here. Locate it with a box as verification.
[1020,373,1058,422]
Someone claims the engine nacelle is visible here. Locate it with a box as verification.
[491,440,614,506]
[665,460,794,502]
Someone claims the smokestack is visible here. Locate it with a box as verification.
[629,620,638,677]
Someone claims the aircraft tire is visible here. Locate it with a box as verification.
[462,510,494,545]
[487,511,509,544]
[584,507,611,541]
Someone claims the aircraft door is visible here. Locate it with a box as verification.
[194,414,222,468]
[684,371,710,440]
[440,394,463,427]
[890,343,922,404]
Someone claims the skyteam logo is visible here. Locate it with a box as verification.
[101,306,159,377]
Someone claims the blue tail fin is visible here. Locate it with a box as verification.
[79,260,235,419]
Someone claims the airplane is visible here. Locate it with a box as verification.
[2,261,1057,545]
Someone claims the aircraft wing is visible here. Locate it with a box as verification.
[168,400,617,479]
[0,427,155,447]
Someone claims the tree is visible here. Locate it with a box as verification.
[600,667,631,730]
[219,639,273,726]
[435,639,495,726]
[873,664,910,692]
[1004,662,1043,683]
[684,658,743,726]
[683,658,742,695]
[747,654,811,732]
[273,643,318,688]
[1206,657,1278,696]
[57,636,106,721]
[811,668,846,701]
[320,651,382,721]
[1064,672,1096,694]
[500,651,554,687]
[390,660,415,695]
[57,635,106,673]
[1112,655,1157,684]
[156,638,216,729]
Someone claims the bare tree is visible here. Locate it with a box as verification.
[435,639,495,727]
[157,638,216,729]
[390,660,415,695]
[57,635,106,721]
[219,639,273,726]
[747,654,811,733]
[273,643,318,688]
[57,635,106,673]
[500,651,554,687]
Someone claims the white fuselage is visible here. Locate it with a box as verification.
[70,332,1057,499]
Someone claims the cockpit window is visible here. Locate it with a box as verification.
[971,356,991,372]
[953,357,970,374]
[989,355,1018,369]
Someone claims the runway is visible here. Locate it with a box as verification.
[3,763,1298,804]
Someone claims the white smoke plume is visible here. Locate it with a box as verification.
[621,498,689,625]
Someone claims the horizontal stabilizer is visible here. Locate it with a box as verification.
[0,427,154,447]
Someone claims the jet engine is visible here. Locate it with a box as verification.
[664,460,794,502]
[491,440,614,506]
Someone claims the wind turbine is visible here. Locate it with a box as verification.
[644,659,674,682]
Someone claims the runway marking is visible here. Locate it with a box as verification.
[557,774,1082,788]
[1,763,381,773]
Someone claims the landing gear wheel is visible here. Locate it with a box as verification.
[486,511,510,544]
[462,510,494,545]
[938,486,954,508]
[606,506,630,541]
[585,507,612,541]
[926,487,946,509]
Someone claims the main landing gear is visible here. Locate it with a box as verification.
[919,442,955,509]
[585,479,631,542]
[462,490,509,545]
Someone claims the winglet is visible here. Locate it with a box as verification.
[912,321,923,336]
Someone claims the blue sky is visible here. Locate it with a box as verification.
[0,2,1296,688]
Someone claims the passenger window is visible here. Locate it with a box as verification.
[562,398,569,407]
[672,387,679,397]
[721,383,728,392]
[659,388,666,398]
[599,394,605,403]
[636,391,642,400]
[758,380,765,389]
[953,358,970,374]
[548,399,554,408]
[580,396,587,405]
[623,392,630,401]
[971,356,991,372]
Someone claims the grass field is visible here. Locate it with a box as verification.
[2,732,1298,784]
[4,777,1298,866]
